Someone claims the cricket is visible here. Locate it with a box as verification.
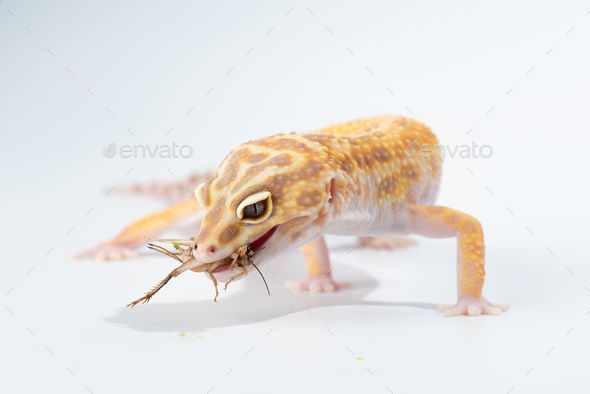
[127,240,269,307]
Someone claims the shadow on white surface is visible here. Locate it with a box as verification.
[106,263,437,332]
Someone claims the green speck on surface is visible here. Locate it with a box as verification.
[355,356,364,361]
[178,332,203,340]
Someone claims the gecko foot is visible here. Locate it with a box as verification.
[286,275,350,293]
[74,244,138,261]
[439,296,509,316]
[358,236,416,250]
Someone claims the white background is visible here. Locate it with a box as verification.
[1,1,590,393]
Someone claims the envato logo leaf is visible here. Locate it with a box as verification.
[103,143,117,158]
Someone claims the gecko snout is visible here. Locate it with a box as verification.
[193,242,222,262]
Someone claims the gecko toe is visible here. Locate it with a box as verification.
[287,276,350,294]
[467,305,482,316]
[439,296,509,317]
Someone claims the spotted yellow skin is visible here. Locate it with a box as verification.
[195,116,440,244]
[82,115,507,316]
[193,115,486,301]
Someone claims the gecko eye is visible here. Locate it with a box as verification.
[237,191,273,223]
[243,200,266,219]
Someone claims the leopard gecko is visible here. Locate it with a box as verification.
[77,115,507,316]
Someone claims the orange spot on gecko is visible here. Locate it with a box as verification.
[300,161,324,177]
[246,153,269,163]
[235,154,295,189]
[340,160,353,174]
[373,147,391,162]
[219,224,239,243]
[379,176,397,194]
[297,190,322,207]
[252,136,315,154]
[216,161,240,189]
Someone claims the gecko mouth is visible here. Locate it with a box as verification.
[212,225,279,273]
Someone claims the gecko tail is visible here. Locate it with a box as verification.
[109,171,214,202]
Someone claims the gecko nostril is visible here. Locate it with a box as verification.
[208,245,217,254]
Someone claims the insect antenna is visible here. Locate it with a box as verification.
[251,262,270,296]
[147,243,183,263]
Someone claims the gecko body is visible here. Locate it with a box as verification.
[79,115,507,316]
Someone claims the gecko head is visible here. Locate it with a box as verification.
[191,136,334,281]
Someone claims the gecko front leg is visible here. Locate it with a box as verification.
[75,199,200,261]
[408,205,509,316]
[287,237,350,293]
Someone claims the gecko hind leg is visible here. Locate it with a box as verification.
[76,245,139,261]
[112,171,213,202]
